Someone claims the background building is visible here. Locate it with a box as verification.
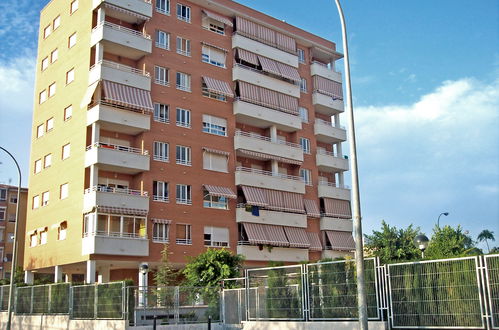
[24,0,353,284]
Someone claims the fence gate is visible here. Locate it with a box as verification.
[485,255,499,329]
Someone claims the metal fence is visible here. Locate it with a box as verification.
[71,282,125,319]
[15,283,70,314]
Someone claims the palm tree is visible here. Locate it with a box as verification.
[477,230,495,253]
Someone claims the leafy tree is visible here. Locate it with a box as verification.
[490,246,499,254]
[477,230,495,253]
[425,225,477,259]
[364,220,422,263]
[153,244,179,286]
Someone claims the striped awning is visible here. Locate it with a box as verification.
[323,198,352,219]
[242,222,269,245]
[304,199,321,218]
[267,225,290,247]
[237,81,299,115]
[81,81,100,108]
[237,49,258,65]
[241,186,268,207]
[313,76,343,100]
[103,3,150,22]
[258,56,281,76]
[235,17,296,54]
[325,230,355,251]
[202,147,230,156]
[152,218,171,224]
[307,232,323,251]
[276,62,301,82]
[284,227,310,248]
[203,185,237,199]
[282,192,305,213]
[237,149,302,165]
[202,76,234,97]
[102,80,153,112]
[201,41,228,53]
[97,206,148,216]
[202,10,233,27]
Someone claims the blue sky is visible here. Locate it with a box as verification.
[0,0,498,249]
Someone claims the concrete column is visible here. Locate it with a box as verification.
[95,42,104,63]
[89,166,99,188]
[86,260,96,284]
[333,114,340,127]
[269,125,278,142]
[336,142,343,157]
[65,273,73,283]
[271,160,279,176]
[97,8,106,23]
[24,270,34,284]
[91,122,100,144]
[54,265,63,283]
[98,266,110,284]
[338,172,345,187]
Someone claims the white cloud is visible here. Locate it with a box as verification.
[0,56,36,114]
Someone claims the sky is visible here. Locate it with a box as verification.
[0,0,498,250]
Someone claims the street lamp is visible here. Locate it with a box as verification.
[437,212,449,227]
[139,263,149,307]
[0,146,22,330]
[414,234,430,258]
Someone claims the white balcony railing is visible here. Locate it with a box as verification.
[318,181,350,189]
[315,118,345,130]
[235,166,303,183]
[86,142,149,155]
[93,21,151,39]
[84,230,147,239]
[84,185,148,197]
[91,59,150,77]
[235,130,302,149]
[317,148,345,159]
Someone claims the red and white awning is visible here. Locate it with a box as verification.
[237,81,299,115]
[203,76,234,97]
[322,198,351,219]
[151,218,171,224]
[237,149,302,165]
[203,185,237,199]
[284,227,310,248]
[97,206,148,216]
[258,55,281,77]
[325,230,355,251]
[242,222,269,245]
[240,186,305,214]
[202,147,230,156]
[103,3,150,22]
[307,232,323,251]
[304,199,321,218]
[237,48,258,65]
[102,80,154,112]
[313,76,343,100]
[266,225,290,247]
[202,10,233,27]
[241,186,268,207]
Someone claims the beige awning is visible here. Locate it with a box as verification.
[202,10,233,27]
[202,147,230,156]
[102,80,154,111]
[203,185,237,199]
[237,149,302,165]
[151,218,171,224]
[80,81,100,109]
[97,206,148,216]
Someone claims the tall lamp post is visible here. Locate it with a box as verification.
[437,212,449,227]
[414,234,430,258]
[0,146,22,330]
[333,1,368,328]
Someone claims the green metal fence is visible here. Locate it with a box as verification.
[14,283,70,315]
[71,282,125,319]
[485,255,499,329]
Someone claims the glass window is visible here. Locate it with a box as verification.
[9,195,17,204]
[154,103,169,123]
[49,82,56,97]
[203,152,228,173]
[176,3,191,23]
[202,17,225,35]
[46,117,54,131]
[58,221,67,240]
[60,183,69,199]
[0,207,5,220]
[32,195,40,209]
[297,49,305,63]
[0,190,6,201]
[41,57,49,71]
[176,184,191,204]
[204,226,229,247]
[155,0,170,14]
[176,108,191,128]
[34,159,42,174]
[40,230,48,244]
[44,25,52,39]
[155,30,169,49]
[176,145,191,166]
[176,72,191,92]
[299,169,312,185]
[299,107,308,123]
[64,105,73,121]
[153,141,169,162]
[66,68,75,84]
[51,49,58,63]
[39,90,47,104]
[154,66,169,85]
[176,224,192,244]
[203,192,228,209]
[153,181,169,202]
[202,114,227,136]
[62,143,71,160]
[42,191,50,206]
[176,36,191,56]
[153,223,169,242]
[44,154,52,168]
[300,137,311,154]
[68,33,77,48]
[300,78,307,93]
[30,233,38,247]
[70,0,78,14]
[53,16,61,30]
[201,45,226,68]
[37,124,44,138]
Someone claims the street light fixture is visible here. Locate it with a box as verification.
[437,212,449,227]
[414,234,430,258]
[139,263,149,307]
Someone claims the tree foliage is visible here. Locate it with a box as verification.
[425,225,478,259]
[364,220,422,263]
[153,244,179,286]
[477,229,495,253]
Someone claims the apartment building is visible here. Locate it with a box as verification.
[25,0,353,284]
[0,184,28,280]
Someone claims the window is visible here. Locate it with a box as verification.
[156,0,170,14]
[155,30,169,49]
[153,141,169,162]
[297,49,305,63]
[300,78,307,93]
[64,105,73,121]
[68,33,77,48]
[32,195,40,209]
[60,183,69,199]
[202,83,226,101]
[176,224,191,244]
[153,103,169,123]
[203,192,228,209]
[44,154,52,168]
[9,195,17,204]
[53,16,61,30]
[202,114,227,136]
[37,124,44,138]
[30,233,38,247]
[176,36,191,56]
[153,222,169,242]
[176,3,191,23]
[87,213,147,238]
[176,184,191,204]
[300,169,312,185]
[41,57,49,71]
[39,90,47,104]
[66,68,74,84]
[201,45,226,68]
[153,181,169,202]
[46,117,54,131]
[7,232,13,241]
[203,151,228,173]
[34,159,42,174]
[176,72,191,92]
[70,0,78,14]
[202,17,225,35]
[204,226,229,247]
[0,190,5,202]
[44,25,52,39]
[40,229,48,245]
[176,145,191,166]
[0,208,5,220]
[58,221,67,240]
[154,66,169,85]
[300,137,311,154]
[42,191,50,206]
[299,107,308,123]
[176,108,191,128]
[49,82,56,97]
[51,49,58,63]
[62,143,71,160]
[0,229,3,242]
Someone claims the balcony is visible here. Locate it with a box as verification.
[233,100,302,132]
[235,167,305,194]
[314,119,346,144]
[82,233,149,256]
[91,21,152,60]
[234,131,303,164]
[89,60,151,91]
[316,150,349,173]
[237,244,308,262]
[232,33,298,68]
[83,185,149,213]
[87,102,150,135]
[318,181,351,201]
[320,217,353,232]
[312,92,344,116]
[85,142,150,174]
[310,61,342,83]
[236,207,307,228]
[232,64,299,97]
[92,0,152,21]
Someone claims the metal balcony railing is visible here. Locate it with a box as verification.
[93,21,151,39]
[84,185,148,196]
[235,166,303,182]
[91,59,150,77]
[235,130,302,149]
[86,142,149,155]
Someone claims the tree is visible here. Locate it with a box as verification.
[364,220,422,264]
[477,230,495,253]
[153,244,179,286]
[425,225,477,259]
[490,246,499,254]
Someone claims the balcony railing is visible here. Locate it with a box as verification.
[176,238,192,245]
[235,166,303,182]
[235,130,302,149]
[90,100,152,114]
[317,148,347,159]
[85,185,148,196]
[86,142,149,155]
[315,118,345,130]
[91,59,150,77]
[93,20,151,39]
[319,181,350,189]
[84,230,147,239]
[153,195,169,202]
[235,97,299,117]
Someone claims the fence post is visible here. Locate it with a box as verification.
[94,283,98,319]
[122,282,126,321]
[30,286,34,314]
[302,264,309,321]
[48,284,52,314]
[174,286,179,324]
